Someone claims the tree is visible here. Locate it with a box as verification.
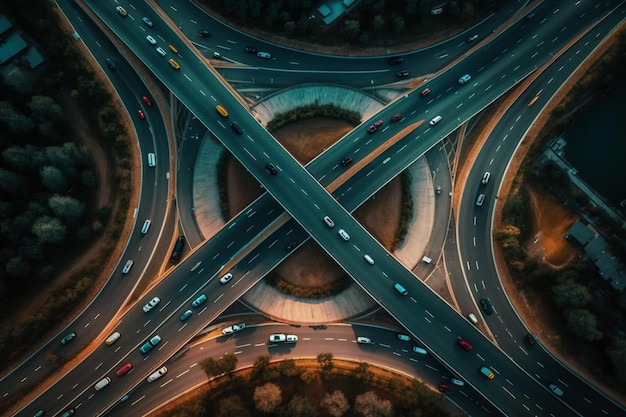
[607,338,626,384]
[5,256,31,278]
[552,279,591,308]
[28,95,63,124]
[32,216,66,244]
[284,21,295,37]
[0,169,28,194]
[200,357,221,379]
[0,101,33,134]
[48,195,85,225]
[219,395,251,417]
[372,15,385,32]
[251,355,271,380]
[317,352,334,379]
[277,395,317,417]
[40,166,67,192]
[321,390,350,417]
[393,16,405,34]
[343,20,360,39]
[566,309,603,341]
[353,362,374,383]
[279,358,299,377]
[254,382,282,413]
[221,352,238,377]
[354,391,392,417]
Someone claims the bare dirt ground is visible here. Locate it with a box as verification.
[524,183,580,267]
[226,117,401,288]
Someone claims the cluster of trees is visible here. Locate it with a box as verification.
[495,32,626,386]
[175,352,458,417]
[497,180,626,384]
[0,96,99,301]
[204,0,500,44]
[0,0,132,380]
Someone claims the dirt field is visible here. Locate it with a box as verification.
[226,118,402,288]
[524,182,580,267]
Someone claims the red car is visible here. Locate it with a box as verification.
[457,339,473,351]
[138,109,145,120]
[367,125,378,134]
[116,363,133,376]
[439,384,452,392]
[420,88,431,96]
[373,120,383,127]
[391,113,401,122]
[142,96,152,106]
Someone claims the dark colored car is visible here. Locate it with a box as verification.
[180,310,193,321]
[396,69,410,78]
[390,113,402,122]
[285,241,297,251]
[170,236,186,263]
[244,46,258,54]
[231,122,243,135]
[439,384,452,392]
[340,157,352,167]
[388,56,403,65]
[367,124,378,134]
[527,333,537,345]
[197,30,211,37]
[480,297,493,315]
[265,163,278,175]
[106,58,115,70]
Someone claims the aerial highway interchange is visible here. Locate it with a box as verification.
[4,0,626,416]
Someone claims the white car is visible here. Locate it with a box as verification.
[356,337,372,344]
[337,229,350,241]
[156,47,166,56]
[323,216,334,228]
[269,333,286,343]
[147,366,167,383]
[122,259,133,274]
[222,323,246,335]
[143,296,160,312]
[219,273,233,284]
[286,334,298,343]
[146,35,157,45]
[105,332,121,346]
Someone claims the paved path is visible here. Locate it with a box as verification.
[190,86,441,324]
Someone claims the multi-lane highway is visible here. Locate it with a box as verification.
[6,0,626,416]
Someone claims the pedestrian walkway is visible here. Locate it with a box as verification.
[191,85,439,324]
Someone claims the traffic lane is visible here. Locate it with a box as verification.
[105,324,499,417]
[46,1,620,414]
[454,5,624,412]
[163,0,522,76]
[2,0,172,400]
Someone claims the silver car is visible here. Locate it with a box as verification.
[143,296,160,312]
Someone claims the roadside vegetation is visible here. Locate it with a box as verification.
[153,353,462,417]
[495,30,626,386]
[201,0,499,48]
[0,0,131,380]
